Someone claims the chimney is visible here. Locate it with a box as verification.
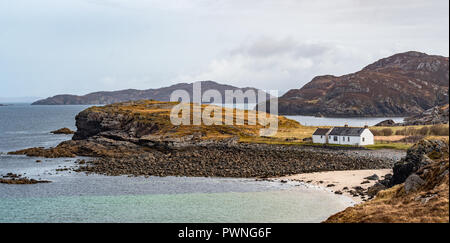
[364,123,368,129]
[344,123,348,127]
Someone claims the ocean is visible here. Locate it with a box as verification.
[0,104,357,223]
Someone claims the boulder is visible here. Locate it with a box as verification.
[367,183,387,197]
[404,174,425,194]
[375,120,396,126]
[364,174,379,180]
[391,139,448,186]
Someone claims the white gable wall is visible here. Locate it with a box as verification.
[312,135,327,144]
[359,129,374,145]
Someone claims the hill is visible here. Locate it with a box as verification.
[268,51,449,117]
[32,81,271,105]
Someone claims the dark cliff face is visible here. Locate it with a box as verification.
[32,81,271,105]
[72,103,167,141]
[272,51,449,117]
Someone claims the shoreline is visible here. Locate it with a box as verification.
[277,169,392,203]
[8,136,405,179]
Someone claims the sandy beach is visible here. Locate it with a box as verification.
[278,169,392,203]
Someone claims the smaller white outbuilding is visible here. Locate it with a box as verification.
[312,125,374,146]
[312,128,332,144]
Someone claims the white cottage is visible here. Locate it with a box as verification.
[312,125,374,146]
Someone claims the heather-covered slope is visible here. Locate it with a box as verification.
[272,51,449,117]
[32,81,270,105]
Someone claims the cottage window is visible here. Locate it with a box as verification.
[320,135,323,139]
[362,137,365,142]
[333,136,338,141]
[348,137,350,142]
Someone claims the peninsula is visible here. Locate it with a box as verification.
[10,100,399,178]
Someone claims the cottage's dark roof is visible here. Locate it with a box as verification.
[328,127,366,136]
[313,128,331,135]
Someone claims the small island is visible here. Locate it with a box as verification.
[50,128,75,135]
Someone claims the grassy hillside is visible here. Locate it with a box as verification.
[83,100,302,139]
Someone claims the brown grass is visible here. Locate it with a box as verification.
[324,141,449,223]
[371,124,449,137]
[86,100,303,140]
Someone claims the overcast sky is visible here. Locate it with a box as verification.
[1,0,448,99]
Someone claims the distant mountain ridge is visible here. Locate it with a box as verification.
[268,51,449,117]
[32,81,271,105]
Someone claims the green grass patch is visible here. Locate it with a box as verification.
[364,142,412,151]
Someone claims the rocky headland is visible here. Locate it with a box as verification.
[9,100,399,178]
[324,139,449,223]
[260,51,449,117]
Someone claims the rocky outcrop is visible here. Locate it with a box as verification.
[262,51,449,117]
[402,104,449,125]
[390,139,449,185]
[50,128,75,134]
[31,81,271,105]
[374,119,396,126]
[374,105,449,127]
[0,173,51,184]
[324,139,449,223]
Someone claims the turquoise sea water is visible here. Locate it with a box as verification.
[0,189,353,223]
[0,104,354,223]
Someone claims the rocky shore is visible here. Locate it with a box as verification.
[75,143,401,178]
[10,137,401,178]
[280,169,393,203]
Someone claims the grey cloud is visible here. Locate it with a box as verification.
[230,37,332,59]
[0,0,448,97]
